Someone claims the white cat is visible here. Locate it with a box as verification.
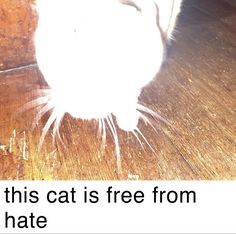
[33,0,182,152]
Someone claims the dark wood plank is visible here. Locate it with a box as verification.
[0,0,36,70]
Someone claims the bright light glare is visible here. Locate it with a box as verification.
[35,0,164,130]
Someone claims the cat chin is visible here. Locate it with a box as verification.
[48,87,141,131]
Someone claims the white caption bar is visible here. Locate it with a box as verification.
[0,181,235,233]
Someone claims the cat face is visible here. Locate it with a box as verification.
[34,0,182,132]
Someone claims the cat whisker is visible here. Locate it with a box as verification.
[131,129,144,149]
[107,115,121,172]
[101,118,107,153]
[34,88,52,96]
[137,103,169,125]
[98,118,102,136]
[38,109,57,153]
[19,95,52,115]
[138,111,159,135]
[135,127,155,153]
[32,101,55,131]
[52,111,64,145]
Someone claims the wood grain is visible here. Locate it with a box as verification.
[0,0,236,180]
[0,0,36,70]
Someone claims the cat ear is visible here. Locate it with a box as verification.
[154,0,182,40]
[121,0,158,20]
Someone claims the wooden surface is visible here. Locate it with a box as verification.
[0,0,236,180]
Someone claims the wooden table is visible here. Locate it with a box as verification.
[0,0,236,180]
